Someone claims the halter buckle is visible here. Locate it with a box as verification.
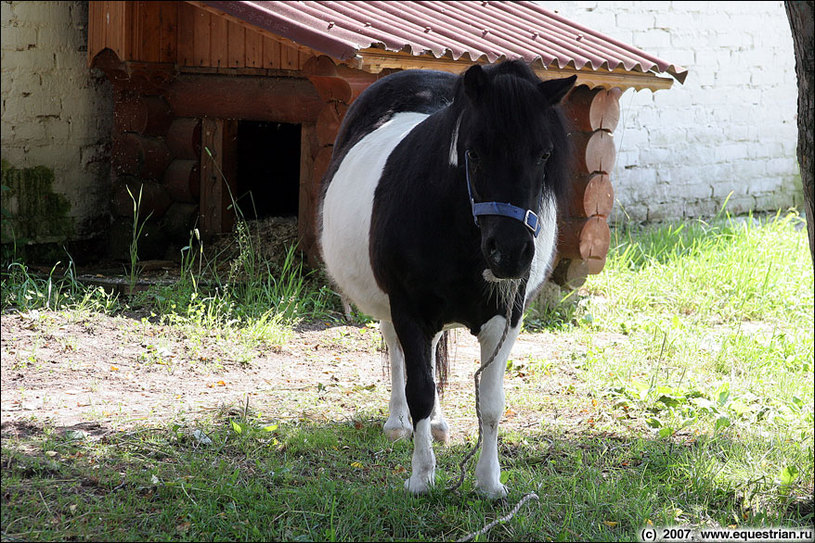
[523,209,540,235]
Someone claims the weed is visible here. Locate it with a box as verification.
[125,184,153,292]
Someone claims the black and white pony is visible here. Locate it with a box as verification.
[319,60,575,498]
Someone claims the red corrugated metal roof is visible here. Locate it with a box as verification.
[201,1,687,84]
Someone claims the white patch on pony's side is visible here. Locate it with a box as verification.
[448,113,462,167]
[321,112,429,321]
[524,196,558,303]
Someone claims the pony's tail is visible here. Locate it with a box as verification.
[435,331,450,397]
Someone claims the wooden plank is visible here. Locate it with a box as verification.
[298,123,317,260]
[166,75,324,123]
[158,1,178,64]
[356,49,675,92]
[177,2,196,65]
[210,13,228,68]
[244,26,263,68]
[281,42,297,70]
[106,1,126,60]
[127,1,139,62]
[220,119,238,232]
[200,118,223,236]
[141,0,161,62]
[87,1,101,63]
[262,35,280,69]
[192,6,210,67]
[226,20,245,68]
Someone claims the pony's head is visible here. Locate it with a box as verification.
[455,61,575,280]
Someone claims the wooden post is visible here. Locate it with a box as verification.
[199,118,238,237]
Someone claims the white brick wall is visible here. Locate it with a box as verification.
[1,1,112,240]
[545,1,802,222]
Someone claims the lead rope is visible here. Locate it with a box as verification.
[448,282,540,542]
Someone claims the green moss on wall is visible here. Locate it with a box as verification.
[1,159,74,245]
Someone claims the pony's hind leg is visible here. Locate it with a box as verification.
[391,310,437,494]
[381,321,413,441]
[429,331,450,444]
[473,314,521,499]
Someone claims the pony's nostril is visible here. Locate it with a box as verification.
[486,239,502,266]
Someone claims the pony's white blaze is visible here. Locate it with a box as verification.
[524,196,558,302]
[321,112,429,321]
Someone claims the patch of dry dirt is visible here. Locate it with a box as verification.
[1,308,601,441]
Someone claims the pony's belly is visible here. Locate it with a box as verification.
[320,112,430,321]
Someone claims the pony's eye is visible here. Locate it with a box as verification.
[537,151,551,164]
[466,149,480,162]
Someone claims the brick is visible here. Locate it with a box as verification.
[13,1,71,24]
[634,28,672,49]
[614,12,655,31]
[11,120,46,141]
[1,25,37,51]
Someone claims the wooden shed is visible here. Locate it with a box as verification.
[87,1,686,288]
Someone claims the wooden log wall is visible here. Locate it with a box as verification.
[551,85,621,289]
[109,85,204,260]
[298,57,378,262]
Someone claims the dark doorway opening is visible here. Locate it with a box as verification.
[235,121,301,219]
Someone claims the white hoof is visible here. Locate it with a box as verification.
[383,417,413,441]
[404,470,435,494]
[475,480,508,499]
[430,420,450,444]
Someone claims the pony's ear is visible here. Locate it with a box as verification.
[538,75,577,106]
[463,64,488,102]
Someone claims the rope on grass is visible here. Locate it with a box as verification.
[456,492,540,542]
[447,282,540,540]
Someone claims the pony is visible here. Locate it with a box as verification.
[319,60,575,498]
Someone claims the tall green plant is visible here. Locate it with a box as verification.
[125,184,153,292]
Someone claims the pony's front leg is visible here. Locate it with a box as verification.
[474,315,521,499]
[381,321,413,441]
[392,312,437,494]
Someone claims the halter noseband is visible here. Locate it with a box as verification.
[465,151,542,237]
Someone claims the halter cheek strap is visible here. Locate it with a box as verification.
[465,151,542,237]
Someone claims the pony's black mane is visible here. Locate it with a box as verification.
[450,60,573,209]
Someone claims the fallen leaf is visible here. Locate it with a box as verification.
[45,450,58,457]
[603,521,618,528]
[350,461,363,469]
[110,366,119,371]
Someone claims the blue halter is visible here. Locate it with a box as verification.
[465,151,542,237]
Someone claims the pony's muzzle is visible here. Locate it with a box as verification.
[482,226,535,279]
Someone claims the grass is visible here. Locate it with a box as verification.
[2,209,813,541]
